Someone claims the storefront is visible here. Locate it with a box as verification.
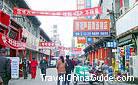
[0,10,26,57]
[116,26,138,75]
[84,38,117,68]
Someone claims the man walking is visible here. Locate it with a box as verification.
[65,55,73,85]
[40,57,47,79]
[0,56,11,85]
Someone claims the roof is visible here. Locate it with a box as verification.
[40,28,51,42]
[117,26,138,39]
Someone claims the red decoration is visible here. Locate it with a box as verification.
[13,6,102,17]
[0,10,10,26]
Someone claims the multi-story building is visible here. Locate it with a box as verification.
[113,0,138,78]
[51,25,61,57]
[0,0,42,61]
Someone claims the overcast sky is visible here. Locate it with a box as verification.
[25,0,99,47]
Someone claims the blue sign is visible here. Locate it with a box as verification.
[87,37,93,44]
[106,41,117,48]
[73,31,110,37]
[125,46,130,60]
[85,0,92,19]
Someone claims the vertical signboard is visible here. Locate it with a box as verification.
[125,45,130,60]
[7,57,19,79]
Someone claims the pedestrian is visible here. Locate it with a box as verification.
[40,57,47,79]
[71,58,76,72]
[56,56,66,85]
[65,55,73,85]
[30,57,38,79]
[0,56,11,85]
[22,58,28,79]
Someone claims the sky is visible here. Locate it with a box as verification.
[25,0,99,47]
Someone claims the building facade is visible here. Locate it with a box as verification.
[113,0,138,77]
[0,0,43,77]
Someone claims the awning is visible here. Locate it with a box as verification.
[0,32,26,50]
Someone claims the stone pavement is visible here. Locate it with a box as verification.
[9,68,57,85]
[8,68,135,85]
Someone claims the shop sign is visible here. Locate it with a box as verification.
[106,41,117,48]
[13,7,102,17]
[125,46,130,60]
[77,37,86,44]
[7,57,19,79]
[1,33,26,49]
[87,37,93,44]
[118,35,132,43]
[39,42,55,47]
[73,19,110,37]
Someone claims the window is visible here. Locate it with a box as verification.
[8,29,17,39]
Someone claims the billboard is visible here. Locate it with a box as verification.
[73,19,110,37]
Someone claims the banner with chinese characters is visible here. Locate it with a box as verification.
[73,19,110,37]
[58,46,82,51]
[13,6,102,17]
[39,42,55,47]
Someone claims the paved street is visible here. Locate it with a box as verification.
[9,68,57,85]
[8,68,136,85]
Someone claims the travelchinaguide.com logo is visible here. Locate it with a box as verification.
[40,73,134,82]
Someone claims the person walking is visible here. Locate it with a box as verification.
[65,55,73,85]
[0,56,11,85]
[40,57,47,79]
[22,58,28,79]
[30,57,38,79]
[56,56,66,85]
[71,58,76,72]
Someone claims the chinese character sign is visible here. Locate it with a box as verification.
[39,42,55,47]
[73,19,110,37]
[13,7,102,17]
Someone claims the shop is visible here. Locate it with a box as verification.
[84,37,117,68]
[116,26,138,75]
[0,10,26,57]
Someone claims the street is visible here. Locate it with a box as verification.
[8,68,136,85]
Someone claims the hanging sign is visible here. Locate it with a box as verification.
[73,19,110,37]
[58,46,82,51]
[13,6,102,17]
[39,42,55,47]
[0,33,26,49]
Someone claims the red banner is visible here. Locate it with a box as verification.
[39,42,55,47]
[0,33,26,49]
[13,6,102,17]
[58,46,82,51]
